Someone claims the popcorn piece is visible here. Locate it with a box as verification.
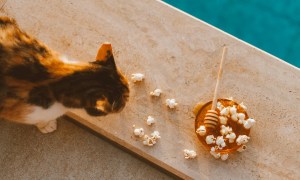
[229,105,237,115]
[166,99,178,109]
[220,107,229,116]
[239,102,247,110]
[133,128,144,137]
[217,101,224,111]
[150,89,162,97]
[248,118,256,124]
[236,135,250,146]
[243,118,256,129]
[238,119,244,124]
[210,147,221,159]
[146,116,155,126]
[231,113,238,121]
[143,135,156,146]
[131,73,145,82]
[183,149,197,159]
[226,132,236,143]
[206,135,216,144]
[237,145,247,152]
[216,136,226,148]
[221,154,229,161]
[196,125,206,136]
[219,116,228,125]
[150,131,161,140]
[143,131,161,147]
[237,113,246,121]
[220,125,232,136]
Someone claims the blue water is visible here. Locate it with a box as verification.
[163,0,300,68]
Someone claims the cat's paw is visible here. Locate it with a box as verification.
[36,119,57,133]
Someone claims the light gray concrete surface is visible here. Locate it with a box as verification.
[0,118,172,180]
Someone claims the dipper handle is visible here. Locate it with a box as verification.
[211,46,227,110]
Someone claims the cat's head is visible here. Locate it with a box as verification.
[53,43,129,116]
[84,43,129,116]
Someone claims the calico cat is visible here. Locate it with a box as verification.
[0,17,129,133]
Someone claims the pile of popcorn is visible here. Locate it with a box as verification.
[196,101,255,160]
[217,102,255,129]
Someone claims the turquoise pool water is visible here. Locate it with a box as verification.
[163,0,300,68]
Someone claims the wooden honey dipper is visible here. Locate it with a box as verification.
[204,46,227,129]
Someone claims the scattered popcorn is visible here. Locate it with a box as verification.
[239,102,247,110]
[237,145,247,152]
[146,116,155,126]
[219,116,228,125]
[206,135,216,144]
[131,73,145,82]
[237,113,246,120]
[229,105,237,115]
[210,147,221,159]
[150,131,161,140]
[217,101,224,111]
[183,149,197,159]
[243,118,256,129]
[226,132,236,143]
[133,128,145,137]
[143,131,161,147]
[220,125,232,136]
[236,135,250,146]
[220,107,229,116]
[221,154,229,161]
[150,89,162,97]
[216,136,226,148]
[143,135,156,146]
[166,99,178,109]
[196,125,206,136]
[231,113,238,121]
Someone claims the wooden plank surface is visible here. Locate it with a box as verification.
[2,0,300,179]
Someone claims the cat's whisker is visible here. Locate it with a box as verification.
[112,101,117,111]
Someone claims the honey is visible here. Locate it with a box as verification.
[195,99,250,154]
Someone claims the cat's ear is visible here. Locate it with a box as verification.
[95,42,116,69]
